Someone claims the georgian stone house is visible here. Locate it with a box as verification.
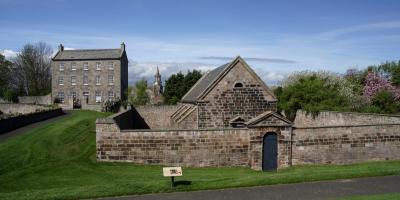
[172,56,279,129]
[51,43,128,108]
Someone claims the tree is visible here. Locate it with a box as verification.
[0,54,12,98]
[128,79,149,106]
[9,42,52,96]
[277,72,355,120]
[163,70,202,105]
[370,90,400,114]
[363,71,400,101]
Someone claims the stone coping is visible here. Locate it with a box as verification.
[314,110,400,117]
[294,123,400,129]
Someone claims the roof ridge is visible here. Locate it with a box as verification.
[63,48,120,51]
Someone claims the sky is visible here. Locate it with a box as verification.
[1,0,400,85]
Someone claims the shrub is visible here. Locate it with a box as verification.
[102,98,121,113]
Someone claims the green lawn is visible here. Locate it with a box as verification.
[1,110,400,200]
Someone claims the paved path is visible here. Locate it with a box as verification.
[0,111,69,142]
[96,175,400,200]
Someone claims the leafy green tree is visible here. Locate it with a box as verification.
[163,70,202,105]
[128,79,149,106]
[278,74,352,121]
[0,54,12,98]
[369,90,399,114]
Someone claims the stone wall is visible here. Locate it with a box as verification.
[18,94,52,105]
[96,108,400,170]
[292,111,400,165]
[0,103,53,114]
[295,110,400,127]
[198,61,277,128]
[135,105,179,129]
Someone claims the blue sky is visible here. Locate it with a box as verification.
[1,0,400,85]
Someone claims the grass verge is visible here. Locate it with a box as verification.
[0,110,400,200]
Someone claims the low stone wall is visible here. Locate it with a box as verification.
[96,109,400,170]
[18,94,52,105]
[135,105,179,129]
[292,111,400,165]
[0,103,53,115]
[0,108,64,134]
[96,110,292,170]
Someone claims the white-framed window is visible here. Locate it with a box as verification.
[83,91,89,96]
[71,62,77,71]
[71,76,76,85]
[108,62,114,70]
[58,76,64,85]
[59,63,64,71]
[95,91,102,103]
[96,75,101,85]
[83,75,89,85]
[83,62,89,71]
[58,92,65,103]
[108,91,114,101]
[108,75,114,85]
[96,62,101,70]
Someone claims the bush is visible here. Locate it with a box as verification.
[371,90,400,114]
[73,98,81,109]
[102,99,121,113]
[53,97,61,104]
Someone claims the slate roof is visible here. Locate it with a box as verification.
[52,49,123,61]
[181,62,230,103]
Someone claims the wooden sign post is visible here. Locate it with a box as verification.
[163,167,182,188]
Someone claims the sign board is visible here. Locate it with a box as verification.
[163,167,183,177]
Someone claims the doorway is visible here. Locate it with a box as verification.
[262,132,277,171]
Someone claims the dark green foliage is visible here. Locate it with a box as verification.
[370,91,399,114]
[0,54,12,99]
[3,89,18,103]
[164,70,202,105]
[277,75,351,121]
[102,99,121,113]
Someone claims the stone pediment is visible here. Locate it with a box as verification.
[245,111,292,127]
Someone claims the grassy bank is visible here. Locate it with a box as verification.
[0,110,400,200]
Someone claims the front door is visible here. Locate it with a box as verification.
[262,133,277,171]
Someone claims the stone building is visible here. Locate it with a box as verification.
[172,56,277,129]
[51,43,128,109]
[96,56,400,171]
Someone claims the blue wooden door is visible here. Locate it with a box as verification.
[262,133,277,171]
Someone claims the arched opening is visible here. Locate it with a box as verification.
[234,82,243,88]
[262,132,277,171]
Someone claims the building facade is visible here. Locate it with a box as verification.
[172,56,277,129]
[51,43,128,108]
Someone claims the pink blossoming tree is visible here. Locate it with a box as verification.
[363,71,400,101]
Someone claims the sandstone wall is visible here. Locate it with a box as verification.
[292,111,400,165]
[198,61,277,128]
[135,105,179,129]
[18,94,52,105]
[0,103,52,114]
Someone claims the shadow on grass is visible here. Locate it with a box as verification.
[174,180,192,187]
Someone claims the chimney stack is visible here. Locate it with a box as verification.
[58,44,64,51]
[121,42,125,51]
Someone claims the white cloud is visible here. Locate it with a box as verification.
[318,21,400,40]
[0,49,18,59]
[128,60,215,85]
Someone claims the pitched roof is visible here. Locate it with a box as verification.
[181,63,229,103]
[181,56,276,103]
[52,49,123,61]
[245,111,292,127]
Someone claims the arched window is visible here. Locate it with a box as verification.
[234,82,243,88]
